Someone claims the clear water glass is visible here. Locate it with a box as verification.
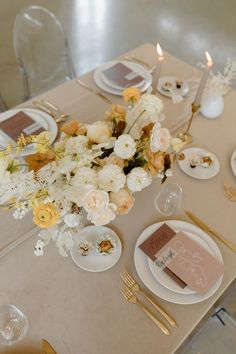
[0,304,28,345]
[154,183,182,216]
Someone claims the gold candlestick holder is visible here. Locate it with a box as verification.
[177,102,200,144]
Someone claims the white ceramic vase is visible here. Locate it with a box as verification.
[200,92,224,119]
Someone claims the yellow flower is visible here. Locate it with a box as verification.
[32,132,51,153]
[123,87,141,103]
[25,151,56,172]
[60,120,87,136]
[33,203,60,228]
[6,144,13,154]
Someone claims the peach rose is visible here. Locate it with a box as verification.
[145,150,165,176]
[33,203,60,228]
[60,120,87,136]
[86,121,111,144]
[110,188,134,215]
[123,87,141,103]
[150,125,171,152]
[106,104,126,121]
[105,155,125,168]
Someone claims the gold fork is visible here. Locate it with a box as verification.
[121,286,170,335]
[33,101,68,123]
[121,270,177,328]
[75,79,113,105]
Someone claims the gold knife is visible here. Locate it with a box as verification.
[186,211,236,253]
[42,339,57,354]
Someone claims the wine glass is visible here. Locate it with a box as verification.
[154,183,182,216]
[0,304,28,345]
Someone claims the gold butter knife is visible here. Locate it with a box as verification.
[186,211,236,253]
[42,339,57,354]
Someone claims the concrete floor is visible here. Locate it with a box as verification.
[1,0,236,107]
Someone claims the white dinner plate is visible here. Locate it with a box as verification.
[178,147,220,180]
[0,108,58,156]
[148,228,216,295]
[157,76,190,98]
[230,149,236,177]
[93,60,152,96]
[134,220,223,304]
[70,226,122,272]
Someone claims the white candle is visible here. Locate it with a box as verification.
[152,43,164,94]
[194,51,213,106]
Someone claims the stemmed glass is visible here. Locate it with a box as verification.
[0,304,28,345]
[154,183,182,216]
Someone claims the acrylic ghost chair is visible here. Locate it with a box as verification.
[13,5,76,101]
[0,93,8,112]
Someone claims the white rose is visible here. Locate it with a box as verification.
[82,189,109,214]
[86,121,111,144]
[72,167,97,188]
[98,164,126,192]
[64,213,81,227]
[64,184,94,206]
[150,125,171,152]
[114,134,136,159]
[88,205,116,226]
[127,167,152,192]
[171,138,185,152]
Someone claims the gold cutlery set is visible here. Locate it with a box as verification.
[121,270,177,335]
[33,99,69,123]
[42,338,57,354]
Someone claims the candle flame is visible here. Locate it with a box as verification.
[205,51,212,64]
[156,43,163,57]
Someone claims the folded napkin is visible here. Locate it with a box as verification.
[102,62,144,88]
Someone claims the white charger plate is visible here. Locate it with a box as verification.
[93,60,152,96]
[157,76,189,98]
[178,147,220,180]
[230,149,236,177]
[148,228,216,295]
[70,226,122,272]
[134,220,223,304]
[0,108,58,156]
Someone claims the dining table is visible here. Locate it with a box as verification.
[0,43,236,354]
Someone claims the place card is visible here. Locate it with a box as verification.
[154,231,224,295]
[102,62,144,88]
[0,111,45,142]
[139,223,187,288]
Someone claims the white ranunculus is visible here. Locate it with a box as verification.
[127,167,152,192]
[114,134,136,159]
[82,189,109,214]
[72,167,97,188]
[98,164,126,192]
[86,121,111,144]
[64,213,81,228]
[88,204,116,226]
[150,124,171,152]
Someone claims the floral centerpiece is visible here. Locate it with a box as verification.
[0,88,184,256]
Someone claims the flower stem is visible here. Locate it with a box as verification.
[127,109,146,134]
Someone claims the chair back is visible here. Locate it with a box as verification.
[13,5,75,97]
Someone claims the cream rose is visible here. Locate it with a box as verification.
[110,188,134,215]
[171,137,185,153]
[86,121,111,144]
[150,124,171,152]
[105,155,125,168]
[88,205,116,226]
[82,189,109,214]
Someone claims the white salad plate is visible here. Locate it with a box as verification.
[93,60,152,95]
[70,226,122,272]
[157,76,190,98]
[0,108,58,156]
[134,220,223,304]
[178,147,220,180]
[230,149,236,177]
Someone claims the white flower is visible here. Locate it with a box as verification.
[64,184,94,206]
[64,213,81,228]
[150,124,171,152]
[54,230,74,257]
[86,121,111,144]
[114,134,136,159]
[138,93,164,119]
[82,189,109,214]
[57,156,77,177]
[64,136,89,154]
[72,167,97,188]
[157,169,173,178]
[34,240,45,256]
[0,156,19,181]
[88,204,117,226]
[98,164,126,192]
[127,167,152,192]
[171,138,185,153]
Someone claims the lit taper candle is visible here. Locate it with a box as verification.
[193,51,213,106]
[152,43,164,94]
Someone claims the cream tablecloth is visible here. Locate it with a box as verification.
[0,43,236,354]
